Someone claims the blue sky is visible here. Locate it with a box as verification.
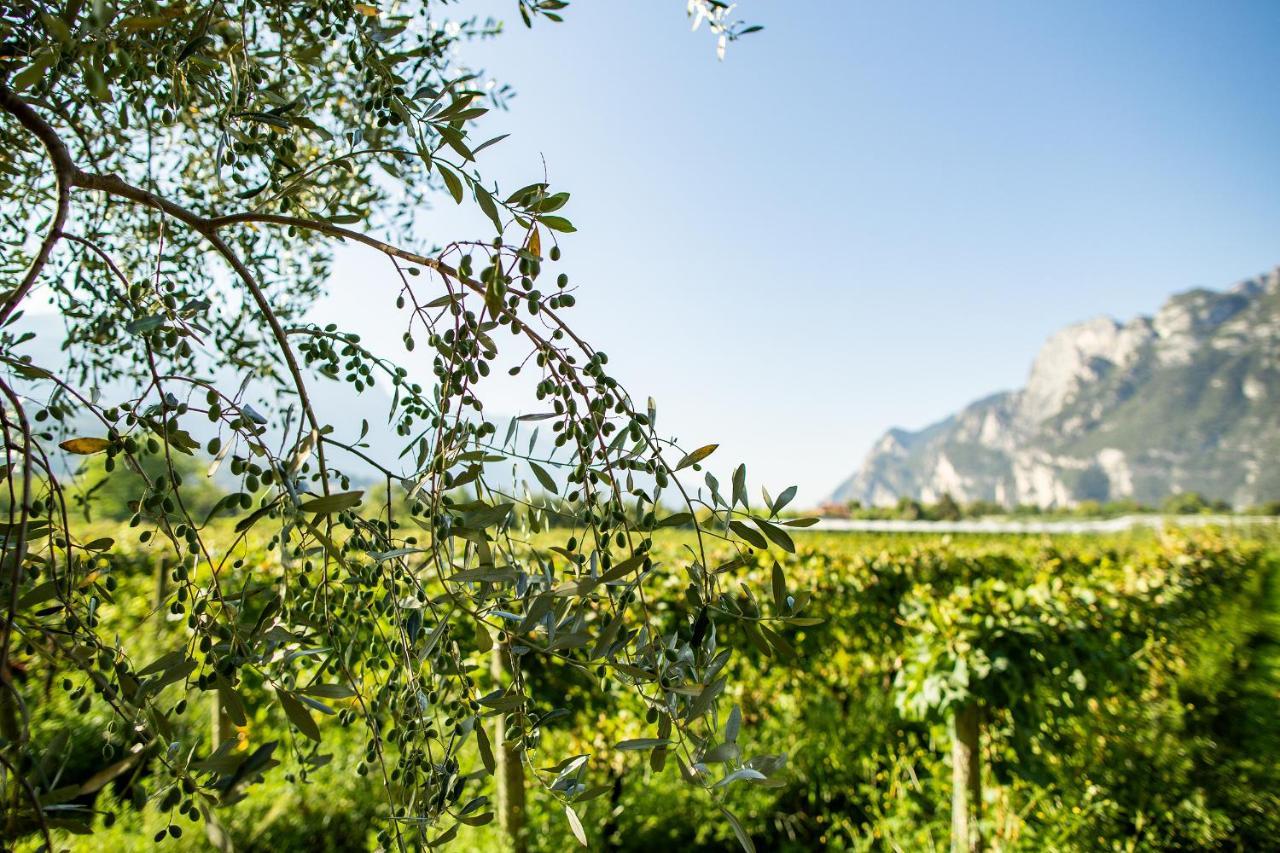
[317,1,1280,504]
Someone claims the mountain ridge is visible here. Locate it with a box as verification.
[830,267,1280,508]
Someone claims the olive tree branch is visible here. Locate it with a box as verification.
[0,85,74,326]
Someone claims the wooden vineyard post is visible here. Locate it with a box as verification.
[492,640,528,853]
[951,701,982,852]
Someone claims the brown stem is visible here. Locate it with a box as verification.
[0,85,74,325]
[0,380,33,682]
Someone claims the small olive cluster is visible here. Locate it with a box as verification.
[297,326,435,440]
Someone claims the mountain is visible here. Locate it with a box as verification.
[830,267,1280,509]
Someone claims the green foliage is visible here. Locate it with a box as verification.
[931,492,961,521]
[7,525,1278,851]
[508,528,1279,851]
[1162,491,1231,515]
[0,2,783,850]
[69,451,225,522]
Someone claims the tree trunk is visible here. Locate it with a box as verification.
[153,558,168,611]
[600,764,624,851]
[491,641,527,853]
[0,670,19,745]
[951,701,982,852]
[211,689,234,750]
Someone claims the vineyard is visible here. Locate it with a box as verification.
[2,2,1276,851]
[12,524,1278,851]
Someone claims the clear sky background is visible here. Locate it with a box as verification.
[315,0,1280,505]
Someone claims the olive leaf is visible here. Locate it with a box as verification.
[59,437,110,454]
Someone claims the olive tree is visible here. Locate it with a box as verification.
[0,1,819,850]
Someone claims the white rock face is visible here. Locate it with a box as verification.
[921,454,968,503]
[1095,448,1133,498]
[1019,315,1151,423]
[979,409,1009,447]
[1011,449,1075,507]
[1244,375,1267,401]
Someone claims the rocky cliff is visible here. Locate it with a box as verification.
[830,267,1280,508]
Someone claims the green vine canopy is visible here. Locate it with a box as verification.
[0,1,808,850]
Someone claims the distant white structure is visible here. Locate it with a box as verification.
[810,515,1279,535]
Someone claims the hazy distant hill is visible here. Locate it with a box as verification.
[831,267,1280,508]
[13,313,558,490]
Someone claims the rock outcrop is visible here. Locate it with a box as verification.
[830,268,1280,508]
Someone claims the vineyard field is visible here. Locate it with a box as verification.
[15,525,1280,851]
